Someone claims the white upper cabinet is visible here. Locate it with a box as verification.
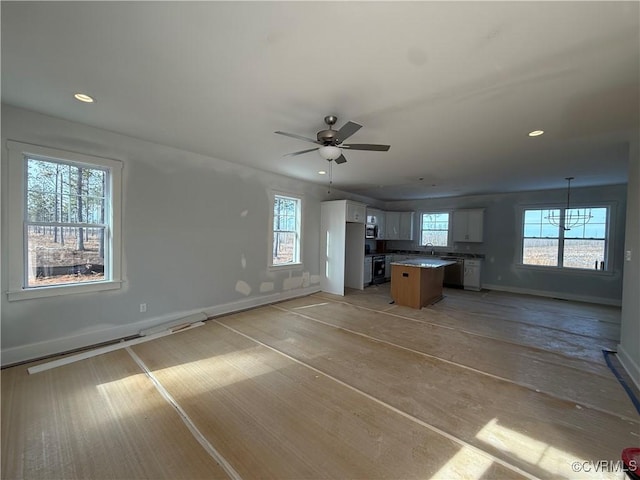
[385,211,400,239]
[384,211,414,240]
[366,208,384,225]
[452,209,484,242]
[399,211,414,240]
[346,201,366,223]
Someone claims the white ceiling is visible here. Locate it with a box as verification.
[2,2,638,201]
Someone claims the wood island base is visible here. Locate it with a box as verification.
[390,264,446,309]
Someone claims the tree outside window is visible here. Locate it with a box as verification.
[7,141,122,300]
[26,158,108,287]
[420,212,450,247]
[272,194,301,266]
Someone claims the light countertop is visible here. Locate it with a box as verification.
[390,258,457,269]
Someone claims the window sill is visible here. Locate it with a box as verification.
[515,263,613,277]
[7,280,122,301]
[268,262,304,272]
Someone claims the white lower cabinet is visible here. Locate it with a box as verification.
[384,255,392,280]
[364,257,373,286]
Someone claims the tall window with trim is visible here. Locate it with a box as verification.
[272,194,301,266]
[420,212,450,247]
[7,141,122,299]
[26,158,108,286]
[522,207,609,270]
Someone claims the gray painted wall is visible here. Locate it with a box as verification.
[0,105,373,364]
[619,139,639,387]
[384,184,627,306]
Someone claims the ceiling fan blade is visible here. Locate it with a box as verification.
[342,143,391,151]
[284,147,319,157]
[275,131,321,145]
[334,154,347,164]
[335,121,362,143]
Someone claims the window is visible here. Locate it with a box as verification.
[271,194,301,266]
[7,141,122,300]
[521,207,609,270]
[420,212,450,247]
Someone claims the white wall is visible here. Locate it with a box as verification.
[384,184,628,306]
[0,105,373,365]
[619,139,640,387]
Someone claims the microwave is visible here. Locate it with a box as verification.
[365,224,378,239]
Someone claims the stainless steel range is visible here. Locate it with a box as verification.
[372,255,386,284]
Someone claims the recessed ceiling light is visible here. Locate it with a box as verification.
[74,93,95,103]
[528,130,544,137]
[318,170,326,175]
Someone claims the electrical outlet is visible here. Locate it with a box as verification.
[140,303,147,313]
[625,250,632,262]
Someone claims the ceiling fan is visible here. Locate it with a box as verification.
[275,115,390,164]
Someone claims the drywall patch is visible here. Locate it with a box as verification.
[235,280,251,296]
[283,276,303,291]
[309,274,321,285]
[260,282,275,293]
[240,210,248,217]
[241,254,247,269]
[302,272,310,288]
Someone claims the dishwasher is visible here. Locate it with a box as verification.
[442,257,464,288]
[464,259,482,291]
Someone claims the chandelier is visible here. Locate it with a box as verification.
[546,177,593,231]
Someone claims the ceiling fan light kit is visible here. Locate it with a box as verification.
[318,145,342,160]
[275,115,391,165]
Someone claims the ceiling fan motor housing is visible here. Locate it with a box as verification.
[317,129,340,145]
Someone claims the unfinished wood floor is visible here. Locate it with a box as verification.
[2,286,638,480]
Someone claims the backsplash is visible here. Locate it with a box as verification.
[386,240,486,257]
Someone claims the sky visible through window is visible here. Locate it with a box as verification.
[522,208,607,269]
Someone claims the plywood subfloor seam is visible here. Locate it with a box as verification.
[125,347,241,480]
[460,292,622,326]
[269,304,639,424]
[432,304,620,342]
[212,319,540,480]
[309,293,614,373]
[314,289,621,335]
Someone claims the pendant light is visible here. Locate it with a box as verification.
[546,177,592,231]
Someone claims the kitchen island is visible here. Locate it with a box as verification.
[390,258,456,308]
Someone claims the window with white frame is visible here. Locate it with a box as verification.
[521,207,609,270]
[271,194,301,266]
[7,141,122,300]
[420,212,450,247]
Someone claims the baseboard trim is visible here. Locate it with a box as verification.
[617,343,640,391]
[482,283,622,307]
[1,286,321,367]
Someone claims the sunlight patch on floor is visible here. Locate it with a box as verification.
[428,445,494,480]
[95,372,150,419]
[475,418,615,479]
[97,345,274,394]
